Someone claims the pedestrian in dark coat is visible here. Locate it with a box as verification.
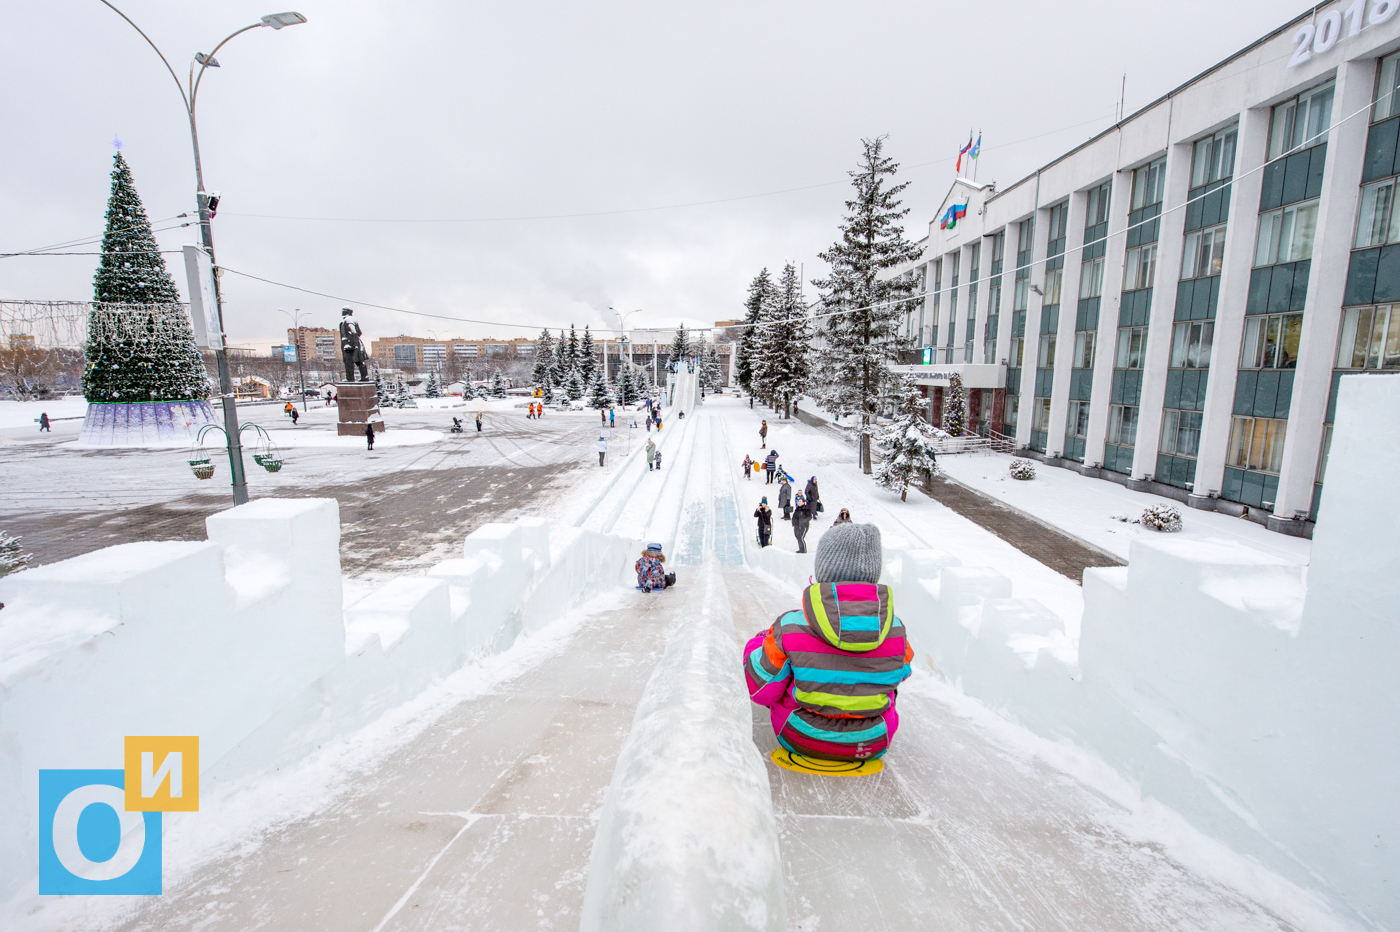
[754,498,773,547]
[764,450,779,484]
[805,477,822,516]
[38,412,50,432]
[760,419,768,448]
[792,493,815,553]
[742,454,753,479]
[365,423,375,450]
[777,477,792,520]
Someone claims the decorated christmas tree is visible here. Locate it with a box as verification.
[874,376,939,502]
[83,152,208,404]
[942,371,967,436]
[588,376,613,409]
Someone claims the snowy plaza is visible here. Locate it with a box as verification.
[4,0,1400,929]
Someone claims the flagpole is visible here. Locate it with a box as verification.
[973,129,980,183]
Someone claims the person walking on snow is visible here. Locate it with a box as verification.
[792,493,815,553]
[476,411,484,432]
[742,454,753,479]
[777,476,792,520]
[646,438,657,471]
[760,419,768,448]
[654,448,663,470]
[365,423,375,451]
[597,435,608,467]
[609,409,615,428]
[290,408,299,426]
[38,412,50,432]
[764,449,779,484]
[805,476,822,517]
[754,498,774,548]
[743,523,912,763]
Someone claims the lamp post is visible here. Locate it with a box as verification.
[278,308,311,411]
[97,3,307,505]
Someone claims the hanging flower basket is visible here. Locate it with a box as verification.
[189,458,215,480]
[261,456,284,473]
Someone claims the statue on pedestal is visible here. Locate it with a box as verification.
[340,307,369,382]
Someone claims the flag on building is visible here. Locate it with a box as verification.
[970,133,981,161]
[956,133,974,174]
[940,201,969,230]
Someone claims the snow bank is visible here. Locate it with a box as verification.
[0,502,635,904]
[579,563,784,932]
[0,397,88,429]
[899,373,1400,928]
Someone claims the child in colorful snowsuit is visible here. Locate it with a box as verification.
[743,523,912,762]
[635,542,669,592]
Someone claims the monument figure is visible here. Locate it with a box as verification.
[340,307,369,382]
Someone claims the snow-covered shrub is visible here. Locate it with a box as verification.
[1009,459,1036,480]
[0,532,33,578]
[1141,503,1183,532]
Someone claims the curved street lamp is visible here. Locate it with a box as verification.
[97,2,307,505]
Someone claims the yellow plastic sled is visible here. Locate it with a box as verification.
[770,748,884,777]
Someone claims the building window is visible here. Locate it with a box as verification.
[1013,274,1029,312]
[1116,326,1148,369]
[1073,331,1096,369]
[1375,50,1400,122]
[1191,127,1238,188]
[1031,397,1052,432]
[392,344,418,367]
[1240,314,1302,369]
[1160,409,1203,458]
[487,344,507,355]
[1038,333,1057,369]
[1132,158,1166,210]
[1355,179,1400,248]
[1228,416,1288,474]
[1256,200,1319,266]
[1042,267,1064,306]
[454,344,479,358]
[1182,224,1227,279]
[1004,395,1019,430]
[1066,400,1090,438]
[1080,256,1105,298]
[422,344,446,366]
[1170,321,1214,369]
[1268,82,1334,160]
[1317,423,1334,484]
[1108,404,1139,446]
[1086,182,1111,225]
[1008,334,1024,368]
[1123,243,1157,291]
[1337,304,1400,369]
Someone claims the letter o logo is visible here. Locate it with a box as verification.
[51,783,146,881]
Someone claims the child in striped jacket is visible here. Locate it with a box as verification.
[743,523,912,762]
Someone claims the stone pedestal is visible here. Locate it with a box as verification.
[335,382,384,437]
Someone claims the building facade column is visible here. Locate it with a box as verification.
[1047,189,1089,457]
[1192,106,1272,501]
[1016,206,1052,448]
[1271,58,1376,528]
[1084,165,1136,466]
[1132,138,1193,480]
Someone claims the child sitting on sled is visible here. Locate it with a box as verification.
[742,523,912,762]
[635,542,675,592]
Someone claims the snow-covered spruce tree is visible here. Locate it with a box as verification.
[84,152,208,404]
[695,335,712,389]
[563,325,580,377]
[425,371,441,398]
[579,326,598,387]
[942,371,967,436]
[737,268,774,392]
[812,137,923,473]
[874,376,939,502]
[669,323,691,369]
[533,328,555,392]
[615,362,637,406]
[588,376,613,409]
[490,369,507,398]
[373,368,388,405]
[563,367,584,401]
[760,263,813,418]
[706,342,722,389]
[0,531,33,578]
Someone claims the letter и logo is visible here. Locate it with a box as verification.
[124,736,199,812]
[38,769,162,895]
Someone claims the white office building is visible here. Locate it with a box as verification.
[890,0,1400,537]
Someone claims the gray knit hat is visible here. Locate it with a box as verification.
[813,522,882,584]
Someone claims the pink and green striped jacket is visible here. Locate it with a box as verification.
[744,582,912,761]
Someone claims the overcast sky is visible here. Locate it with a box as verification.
[1,0,1300,347]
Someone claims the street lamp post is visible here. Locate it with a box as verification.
[278,308,311,411]
[98,2,307,505]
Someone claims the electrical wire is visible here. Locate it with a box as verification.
[0,215,189,259]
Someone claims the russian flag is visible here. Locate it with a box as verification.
[956,134,973,173]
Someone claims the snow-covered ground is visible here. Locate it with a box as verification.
[3,383,1353,931]
[0,396,87,429]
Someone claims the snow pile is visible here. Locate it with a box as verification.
[1009,458,1035,480]
[580,563,784,931]
[1139,503,1183,532]
[0,501,636,906]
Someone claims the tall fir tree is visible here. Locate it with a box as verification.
[490,369,507,398]
[737,269,774,392]
[812,137,923,473]
[588,375,613,409]
[533,328,556,392]
[942,371,967,436]
[615,362,637,406]
[705,342,723,390]
[563,367,584,401]
[563,325,580,377]
[874,376,939,502]
[758,263,813,418]
[669,323,691,369]
[425,371,441,398]
[579,326,598,386]
[84,152,208,403]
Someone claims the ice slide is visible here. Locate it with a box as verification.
[32,399,1334,932]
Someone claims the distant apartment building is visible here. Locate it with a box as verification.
[369,335,537,371]
[286,327,340,366]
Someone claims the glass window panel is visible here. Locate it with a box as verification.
[1160,410,1180,454]
[1369,305,1387,368]
[1073,331,1096,369]
[1356,181,1394,249]
[1032,398,1052,431]
[1228,417,1249,467]
[1207,228,1226,276]
[1264,316,1282,368]
[1278,315,1302,369]
[1039,333,1057,367]
[1182,231,1202,279]
[1010,335,1024,367]
[1304,86,1334,148]
[1257,211,1280,266]
[1192,138,1211,188]
[1124,248,1141,290]
[1171,322,1189,368]
[1338,307,1363,367]
[1286,202,1318,262]
[1080,256,1105,298]
[1044,268,1063,305]
[1269,103,1296,161]
[1376,52,1400,121]
[1014,277,1029,311]
[1241,318,1263,368]
[1385,305,1400,368]
[1139,243,1157,289]
[1192,321,1214,369]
